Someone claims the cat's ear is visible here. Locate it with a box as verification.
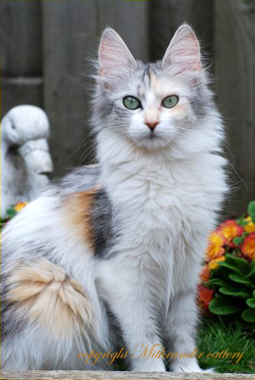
[162,24,202,83]
[98,28,137,88]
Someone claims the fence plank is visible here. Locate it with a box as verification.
[149,0,214,64]
[214,0,255,216]
[96,0,149,61]
[1,0,43,118]
[1,0,42,76]
[42,0,98,177]
[1,78,43,118]
[1,370,254,380]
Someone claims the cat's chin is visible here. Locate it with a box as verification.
[131,135,171,150]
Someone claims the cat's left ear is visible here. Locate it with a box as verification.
[98,28,137,89]
[162,24,202,82]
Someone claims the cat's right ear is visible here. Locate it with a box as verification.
[98,28,137,89]
[162,24,202,84]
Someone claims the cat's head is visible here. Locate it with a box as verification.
[92,25,218,152]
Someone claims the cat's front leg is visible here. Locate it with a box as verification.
[163,289,205,373]
[111,298,166,371]
[102,273,166,372]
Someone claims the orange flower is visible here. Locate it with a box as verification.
[241,233,255,259]
[200,264,210,282]
[218,220,243,247]
[206,231,225,261]
[208,255,226,270]
[14,202,28,212]
[244,217,255,234]
[198,284,214,312]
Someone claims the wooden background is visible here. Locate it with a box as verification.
[1,0,255,216]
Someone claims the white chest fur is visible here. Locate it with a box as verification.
[97,138,226,312]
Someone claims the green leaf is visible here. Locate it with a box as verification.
[241,308,255,323]
[225,254,250,275]
[246,298,255,308]
[208,278,229,287]
[236,214,246,225]
[6,208,16,218]
[218,261,243,275]
[228,273,253,287]
[253,289,255,298]
[248,201,255,224]
[247,260,255,278]
[219,287,250,298]
[233,236,244,246]
[209,296,241,315]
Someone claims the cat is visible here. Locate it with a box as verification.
[1,24,227,372]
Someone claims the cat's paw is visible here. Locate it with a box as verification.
[203,368,215,373]
[132,359,166,372]
[171,359,215,373]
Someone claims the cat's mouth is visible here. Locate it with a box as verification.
[131,131,171,150]
[146,133,161,143]
[146,131,165,142]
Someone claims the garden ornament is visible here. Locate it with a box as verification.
[1,105,53,217]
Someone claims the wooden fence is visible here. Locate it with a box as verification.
[1,0,255,216]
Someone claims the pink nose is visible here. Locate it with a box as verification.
[145,121,159,131]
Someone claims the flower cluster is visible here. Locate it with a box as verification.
[14,202,29,212]
[198,201,255,325]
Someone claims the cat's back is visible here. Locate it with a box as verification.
[0,164,114,369]
[1,165,104,269]
[56,164,101,193]
[0,164,109,350]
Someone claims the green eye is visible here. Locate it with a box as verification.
[123,96,141,110]
[162,95,179,109]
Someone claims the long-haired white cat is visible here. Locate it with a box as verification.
[1,25,226,372]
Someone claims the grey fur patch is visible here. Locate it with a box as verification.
[91,189,119,259]
[189,85,213,120]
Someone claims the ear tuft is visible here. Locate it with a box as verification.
[98,28,137,88]
[162,24,202,83]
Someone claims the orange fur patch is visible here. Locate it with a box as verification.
[149,68,160,94]
[169,103,187,118]
[64,187,100,250]
[6,258,92,337]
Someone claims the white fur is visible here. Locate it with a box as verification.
[95,129,227,371]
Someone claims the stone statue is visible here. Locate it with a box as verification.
[1,105,53,217]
